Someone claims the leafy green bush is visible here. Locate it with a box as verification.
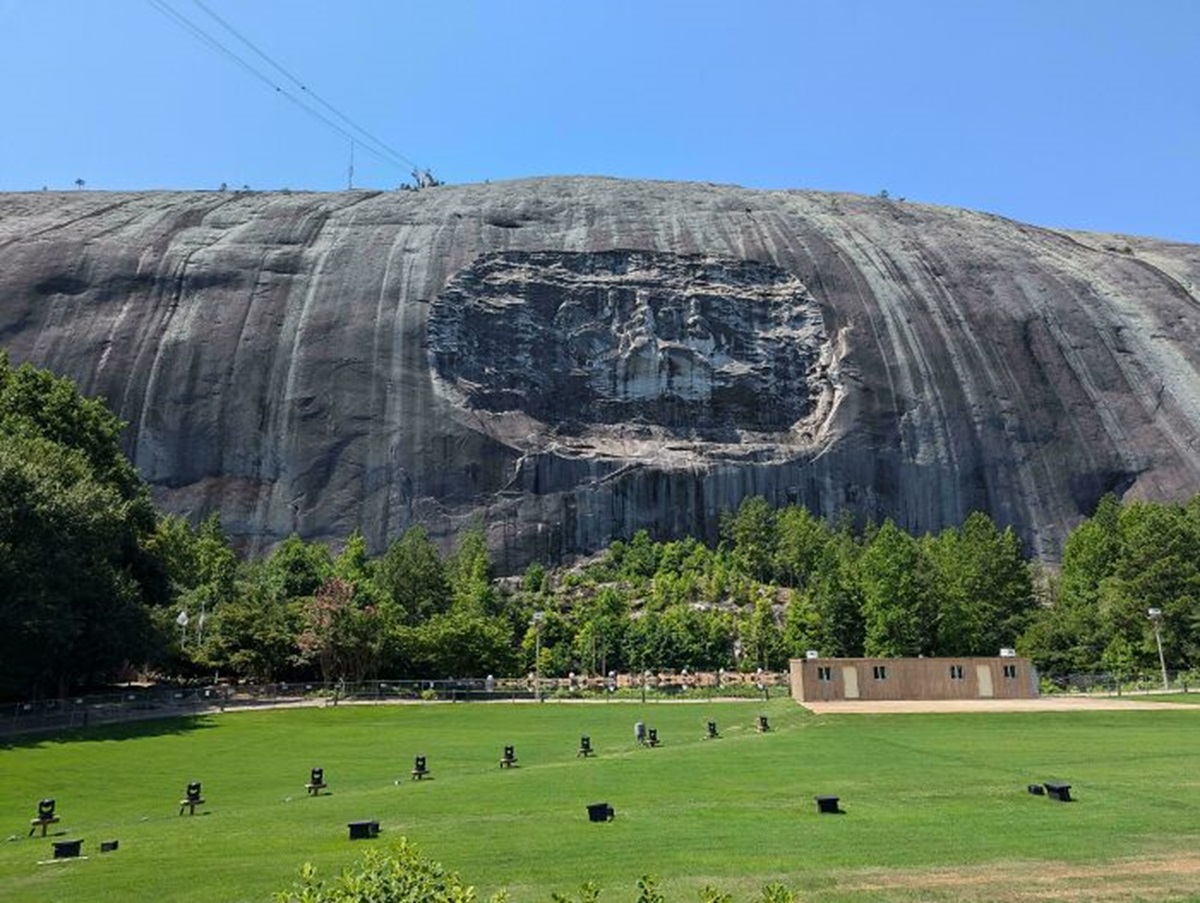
[278,847,798,903]
[275,840,504,903]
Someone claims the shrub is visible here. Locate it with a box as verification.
[278,845,798,902]
[275,839,504,903]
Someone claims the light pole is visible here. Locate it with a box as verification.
[532,610,545,702]
[1148,607,1169,691]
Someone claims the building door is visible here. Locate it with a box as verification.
[976,664,994,698]
[842,666,860,700]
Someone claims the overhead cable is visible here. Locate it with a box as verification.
[189,0,421,172]
[146,0,424,176]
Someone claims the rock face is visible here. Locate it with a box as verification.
[0,177,1198,570]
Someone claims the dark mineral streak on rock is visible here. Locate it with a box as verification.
[1,178,1198,572]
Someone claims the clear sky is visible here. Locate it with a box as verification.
[1,0,1196,242]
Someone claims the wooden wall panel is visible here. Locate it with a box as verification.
[789,657,1036,702]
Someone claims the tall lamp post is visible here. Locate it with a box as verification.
[532,610,545,703]
[1148,607,1169,691]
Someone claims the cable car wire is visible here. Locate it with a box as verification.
[189,0,421,172]
[145,0,424,176]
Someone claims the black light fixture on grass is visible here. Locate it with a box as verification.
[179,781,204,815]
[307,767,326,795]
[29,798,60,837]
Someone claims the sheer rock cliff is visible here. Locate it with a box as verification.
[1,177,1198,570]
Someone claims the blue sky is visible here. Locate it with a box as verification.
[1,0,1196,241]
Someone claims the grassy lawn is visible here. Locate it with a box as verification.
[1136,692,1200,705]
[3,699,1199,902]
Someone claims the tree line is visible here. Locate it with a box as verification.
[4,353,1199,699]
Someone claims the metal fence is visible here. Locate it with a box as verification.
[15,667,1188,739]
[2,671,789,739]
[1044,670,1196,695]
[4,686,233,737]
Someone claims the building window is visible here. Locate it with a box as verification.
[872,665,888,680]
[1003,664,1018,679]
[949,665,964,680]
[816,666,832,681]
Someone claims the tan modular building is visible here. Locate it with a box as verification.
[789,656,1038,703]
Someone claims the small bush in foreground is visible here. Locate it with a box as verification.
[275,839,503,903]
[279,843,796,903]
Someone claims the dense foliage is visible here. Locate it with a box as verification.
[5,356,1200,698]
[149,491,1200,687]
[276,841,497,903]
[148,500,1034,684]
[1020,493,1200,680]
[276,842,796,903]
[0,354,165,698]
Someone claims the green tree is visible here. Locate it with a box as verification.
[1037,493,1123,672]
[721,496,776,582]
[570,586,629,674]
[616,529,660,581]
[807,529,865,656]
[782,593,821,658]
[1059,493,1122,614]
[409,611,515,678]
[0,353,146,504]
[0,355,164,697]
[146,512,240,665]
[522,561,548,594]
[263,535,334,601]
[1101,633,1136,692]
[375,526,450,625]
[0,435,158,696]
[1104,501,1200,670]
[742,594,786,670]
[1025,496,1200,678]
[859,520,935,657]
[773,505,830,589]
[334,530,373,586]
[448,524,496,616]
[927,512,1033,655]
[203,576,300,681]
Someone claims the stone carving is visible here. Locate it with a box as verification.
[428,249,832,435]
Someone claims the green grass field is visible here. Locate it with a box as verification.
[3,699,1199,902]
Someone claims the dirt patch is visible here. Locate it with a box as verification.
[837,854,1200,901]
[802,697,1198,714]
